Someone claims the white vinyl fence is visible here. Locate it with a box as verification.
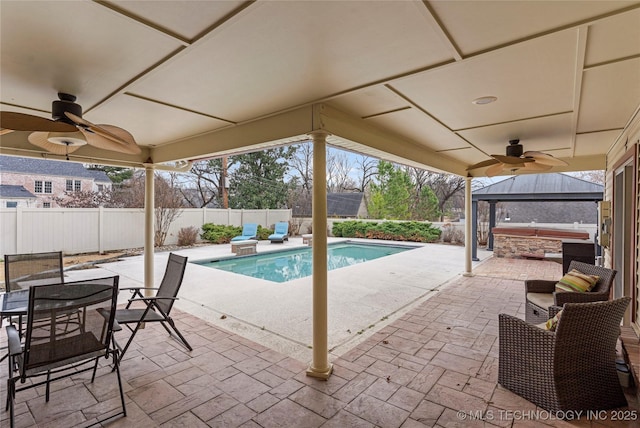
[0,208,291,257]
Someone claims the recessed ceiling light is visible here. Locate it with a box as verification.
[472,96,497,105]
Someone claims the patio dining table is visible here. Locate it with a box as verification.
[0,289,29,362]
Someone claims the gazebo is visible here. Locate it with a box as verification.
[471,173,604,260]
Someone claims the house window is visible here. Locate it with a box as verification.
[35,180,43,193]
[43,202,51,208]
[66,179,81,192]
[97,184,104,192]
[6,201,17,208]
[44,181,52,194]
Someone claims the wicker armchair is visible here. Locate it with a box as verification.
[525,261,616,324]
[499,297,630,414]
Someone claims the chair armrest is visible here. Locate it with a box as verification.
[120,287,159,293]
[548,305,563,318]
[498,314,555,391]
[524,279,557,293]
[554,291,609,306]
[6,325,22,356]
[128,296,178,304]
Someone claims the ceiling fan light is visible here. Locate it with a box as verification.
[472,96,497,105]
[47,131,87,147]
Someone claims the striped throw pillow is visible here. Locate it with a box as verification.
[555,269,599,293]
[545,310,563,331]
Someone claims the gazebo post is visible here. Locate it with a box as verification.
[472,200,479,261]
[488,201,496,251]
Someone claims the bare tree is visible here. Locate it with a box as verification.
[112,171,185,246]
[289,142,313,192]
[180,159,224,207]
[326,149,357,192]
[353,155,378,192]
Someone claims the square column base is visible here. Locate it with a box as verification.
[306,363,333,380]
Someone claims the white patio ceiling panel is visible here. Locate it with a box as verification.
[107,0,246,42]
[577,58,640,133]
[429,1,638,55]
[128,1,454,124]
[457,114,575,160]
[87,94,233,148]
[0,1,182,113]
[389,30,579,132]
[584,8,640,66]
[328,87,410,119]
[1,1,639,177]
[363,108,471,153]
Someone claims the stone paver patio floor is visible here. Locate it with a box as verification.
[1,256,637,427]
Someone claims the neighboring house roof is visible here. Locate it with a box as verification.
[294,192,365,217]
[86,169,111,183]
[327,193,364,217]
[0,155,111,181]
[473,173,603,201]
[0,184,37,199]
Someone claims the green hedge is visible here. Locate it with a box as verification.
[332,220,441,243]
[201,223,273,244]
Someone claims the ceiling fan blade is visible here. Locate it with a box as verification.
[1,111,76,132]
[28,131,86,155]
[521,162,553,172]
[1,128,15,136]
[466,158,499,171]
[485,162,507,177]
[492,154,534,165]
[79,126,141,155]
[66,112,141,154]
[523,151,569,166]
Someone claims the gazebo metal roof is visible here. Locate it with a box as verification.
[473,173,604,202]
[471,173,603,259]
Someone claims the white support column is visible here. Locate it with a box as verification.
[306,131,333,380]
[144,164,155,296]
[464,177,473,277]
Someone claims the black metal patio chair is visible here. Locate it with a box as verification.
[2,251,66,336]
[5,276,126,427]
[112,253,192,362]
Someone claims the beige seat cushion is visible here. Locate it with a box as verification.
[527,292,555,310]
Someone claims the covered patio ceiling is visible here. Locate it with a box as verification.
[1,1,639,176]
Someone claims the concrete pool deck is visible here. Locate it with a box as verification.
[65,237,491,362]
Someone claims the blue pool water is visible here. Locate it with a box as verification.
[194,242,414,283]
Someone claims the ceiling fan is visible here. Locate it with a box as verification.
[0,93,141,158]
[467,139,568,177]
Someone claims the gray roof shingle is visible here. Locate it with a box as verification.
[0,184,37,199]
[0,155,111,181]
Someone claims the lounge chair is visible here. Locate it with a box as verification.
[524,261,616,324]
[110,253,192,362]
[231,223,258,241]
[268,222,289,243]
[499,297,630,414]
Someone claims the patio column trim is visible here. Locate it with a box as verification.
[306,130,333,380]
[144,163,155,296]
[464,177,474,276]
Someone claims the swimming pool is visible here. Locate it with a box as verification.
[194,242,415,283]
